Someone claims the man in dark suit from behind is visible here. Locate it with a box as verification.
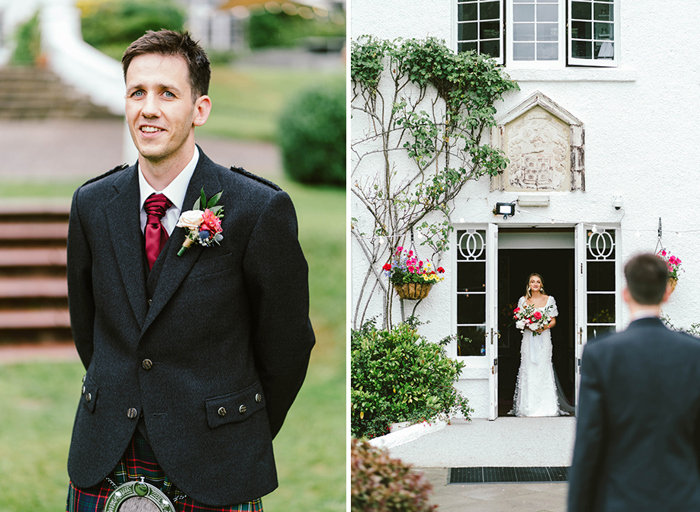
[65,30,315,511]
[568,253,700,511]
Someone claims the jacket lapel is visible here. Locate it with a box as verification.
[140,150,221,337]
[104,166,149,330]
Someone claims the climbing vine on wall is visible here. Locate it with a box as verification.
[351,36,518,329]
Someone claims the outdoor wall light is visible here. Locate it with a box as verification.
[493,202,516,219]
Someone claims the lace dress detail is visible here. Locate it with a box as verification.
[511,295,564,417]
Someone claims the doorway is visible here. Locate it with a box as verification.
[497,236,576,416]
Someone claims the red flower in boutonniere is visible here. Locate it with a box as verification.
[176,188,224,256]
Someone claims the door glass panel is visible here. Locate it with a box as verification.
[456,229,487,357]
[458,294,486,325]
[587,294,615,324]
[458,326,487,356]
[587,261,614,291]
[587,325,615,340]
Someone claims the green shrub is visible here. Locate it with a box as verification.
[351,438,437,512]
[351,321,472,439]
[278,78,345,187]
[79,0,184,59]
[10,12,40,66]
[248,10,345,49]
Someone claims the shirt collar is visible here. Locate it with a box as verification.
[138,146,200,212]
[631,309,660,322]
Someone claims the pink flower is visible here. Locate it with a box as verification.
[200,209,222,234]
[396,246,403,253]
[534,311,542,320]
[661,250,667,257]
[669,256,677,265]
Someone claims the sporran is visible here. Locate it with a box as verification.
[103,478,177,512]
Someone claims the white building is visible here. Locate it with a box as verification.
[351,0,700,419]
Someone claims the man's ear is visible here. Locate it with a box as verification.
[193,95,212,127]
[661,283,672,304]
[622,287,631,305]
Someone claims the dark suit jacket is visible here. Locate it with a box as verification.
[568,317,700,512]
[66,148,315,506]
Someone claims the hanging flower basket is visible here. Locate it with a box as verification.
[394,283,432,300]
[669,277,678,293]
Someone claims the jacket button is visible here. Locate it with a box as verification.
[218,407,227,417]
[148,299,153,306]
[127,408,138,419]
[85,393,92,402]
[82,386,86,395]
[142,359,153,370]
[239,405,247,414]
[255,393,262,403]
[82,374,86,383]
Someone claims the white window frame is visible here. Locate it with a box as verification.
[567,0,619,68]
[455,0,505,65]
[506,0,566,69]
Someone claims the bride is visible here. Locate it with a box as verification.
[511,273,564,417]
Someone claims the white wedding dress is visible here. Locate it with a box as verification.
[511,295,564,417]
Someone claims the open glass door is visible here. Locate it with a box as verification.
[575,224,621,406]
[487,224,499,420]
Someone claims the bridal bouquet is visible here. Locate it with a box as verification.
[513,304,553,336]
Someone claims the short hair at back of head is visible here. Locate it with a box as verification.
[122,30,211,100]
[624,253,669,305]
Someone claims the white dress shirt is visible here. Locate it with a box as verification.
[138,147,199,235]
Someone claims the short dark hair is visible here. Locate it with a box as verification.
[624,253,669,305]
[122,30,210,100]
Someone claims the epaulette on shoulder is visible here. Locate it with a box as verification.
[81,163,130,186]
[229,166,281,191]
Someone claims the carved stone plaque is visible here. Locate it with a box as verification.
[503,106,570,192]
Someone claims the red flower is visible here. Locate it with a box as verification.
[437,267,445,273]
[534,311,542,320]
[200,209,222,234]
[382,263,392,271]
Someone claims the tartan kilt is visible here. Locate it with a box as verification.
[66,430,263,512]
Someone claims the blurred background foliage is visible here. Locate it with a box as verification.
[10,11,41,66]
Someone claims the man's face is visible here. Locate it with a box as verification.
[125,53,209,166]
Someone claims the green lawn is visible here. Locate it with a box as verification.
[0,179,346,512]
[200,66,344,143]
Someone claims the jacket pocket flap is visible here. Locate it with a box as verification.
[81,374,98,413]
[205,381,266,429]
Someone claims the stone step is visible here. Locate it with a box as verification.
[0,277,67,298]
[0,204,70,222]
[0,223,68,243]
[0,309,70,329]
[0,248,67,269]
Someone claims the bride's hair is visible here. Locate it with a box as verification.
[525,273,546,299]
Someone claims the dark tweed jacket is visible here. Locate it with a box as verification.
[66,148,315,506]
[568,317,700,512]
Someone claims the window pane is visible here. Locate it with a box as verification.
[594,2,613,21]
[594,22,613,40]
[537,23,558,41]
[572,1,592,20]
[587,261,615,291]
[459,22,478,41]
[537,4,558,22]
[513,0,532,3]
[571,20,592,39]
[587,230,615,260]
[587,294,615,324]
[537,42,558,60]
[514,23,535,41]
[513,42,535,60]
[595,41,614,59]
[459,41,478,52]
[481,39,501,58]
[457,230,486,260]
[514,4,534,21]
[457,261,486,292]
[588,325,615,340]
[481,20,500,39]
[481,1,500,20]
[572,40,592,58]
[458,2,478,21]
[458,326,487,356]
[457,294,486,325]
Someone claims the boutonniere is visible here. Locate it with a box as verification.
[176,188,224,256]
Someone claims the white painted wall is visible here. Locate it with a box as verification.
[352,0,700,418]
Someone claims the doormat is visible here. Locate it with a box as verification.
[448,466,569,484]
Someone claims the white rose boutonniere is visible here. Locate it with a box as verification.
[176,188,224,256]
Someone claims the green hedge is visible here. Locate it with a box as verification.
[248,11,345,49]
[277,78,345,187]
[10,12,40,66]
[351,322,472,439]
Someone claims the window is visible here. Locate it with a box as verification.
[455,0,618,68]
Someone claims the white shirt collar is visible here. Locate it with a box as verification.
[631,309,660,322]
[138,146,200,234]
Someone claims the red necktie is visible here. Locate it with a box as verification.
[144,193,173,270]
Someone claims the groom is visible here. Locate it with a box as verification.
[568,253,700,511]
[65,30,315,510]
